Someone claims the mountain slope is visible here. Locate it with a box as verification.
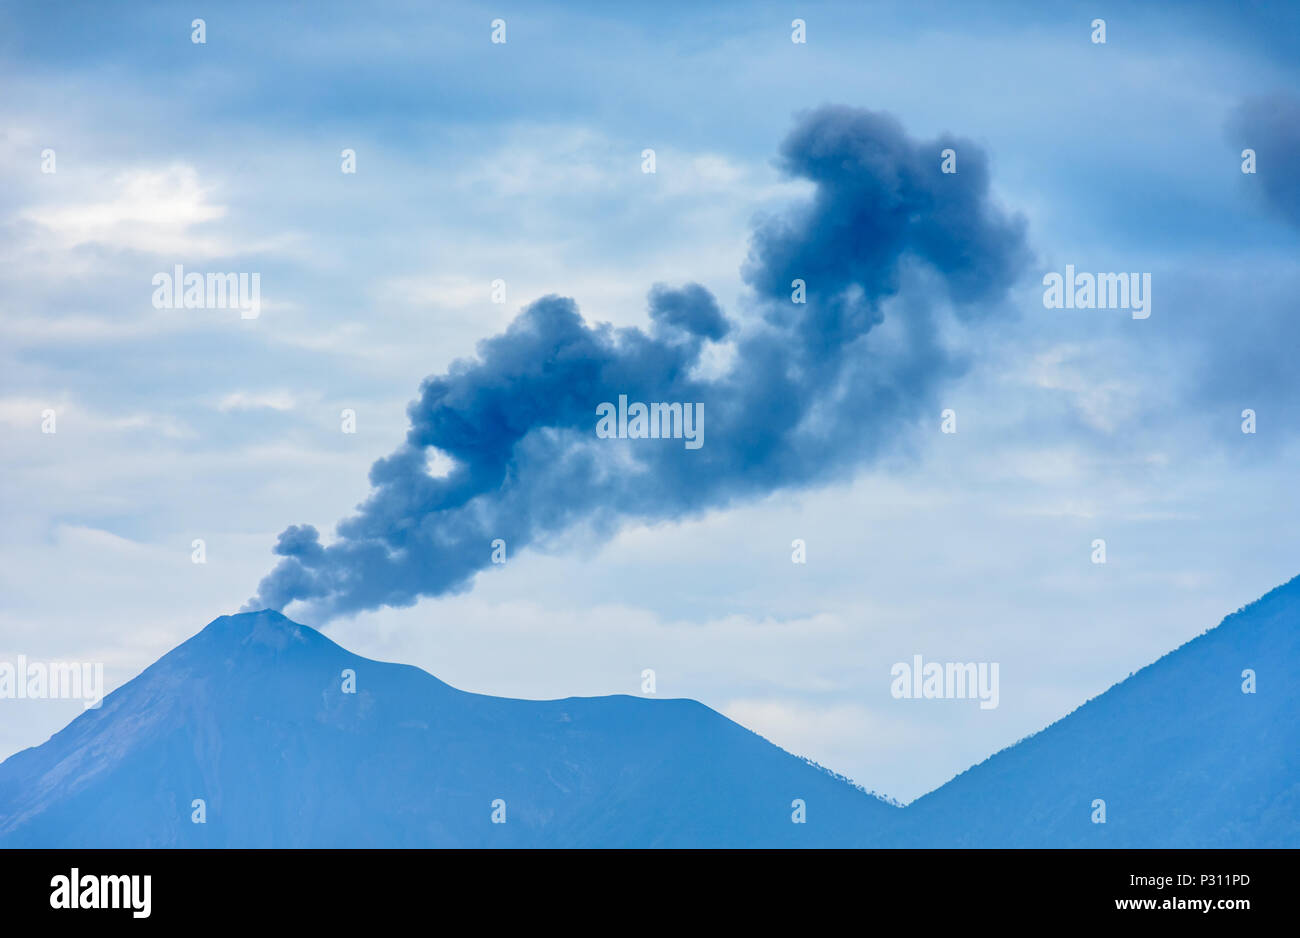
[896,575,1300,847]
[0,610,899,847]
[3,576,1296,848]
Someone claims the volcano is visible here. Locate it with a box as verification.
[2,575,1297,847]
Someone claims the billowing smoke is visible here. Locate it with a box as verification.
[1229,92,1300,229]
[247,106,1029,620]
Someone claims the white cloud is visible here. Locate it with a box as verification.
[20,165,229,255]
[216,390,298,413]
[0,396,193,439]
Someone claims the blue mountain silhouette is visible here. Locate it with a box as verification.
[893,575,1300,847]
[1,576,1295,847]
[0,609,898,847]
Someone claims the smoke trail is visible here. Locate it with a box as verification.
[1229,92,1300,229]
[247,106,1029,620]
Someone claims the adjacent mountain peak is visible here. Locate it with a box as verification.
[898,573,1300,847]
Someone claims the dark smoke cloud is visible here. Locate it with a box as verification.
[1229,92,1300,229]
[247,106,1029,620]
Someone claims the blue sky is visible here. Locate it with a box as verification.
[2,0,1298,802]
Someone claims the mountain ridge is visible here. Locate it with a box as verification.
[894,574,1300,846]
[2,576,1296,847]
[0,609,899,847]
